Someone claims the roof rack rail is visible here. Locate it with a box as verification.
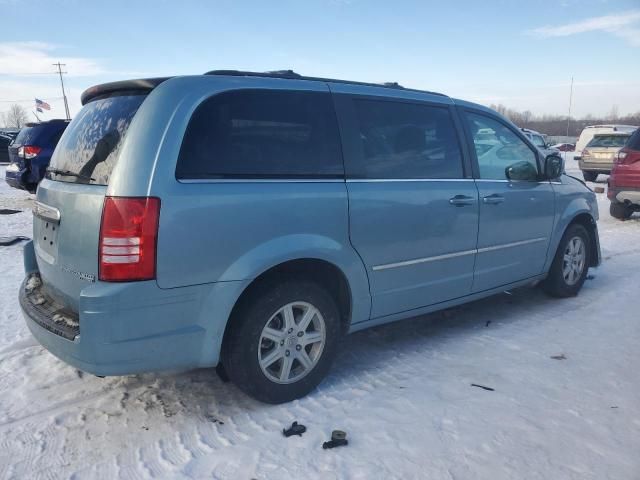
[207,69,303,80]
[204,69,447,97]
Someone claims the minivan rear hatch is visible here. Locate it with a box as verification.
[33,83,162,312]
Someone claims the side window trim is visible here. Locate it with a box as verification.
[460,108,543,181]
[335,93,467,180]
[448,105,474,179]
[331,92,361,180]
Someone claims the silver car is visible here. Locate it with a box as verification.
[579,132,632,182]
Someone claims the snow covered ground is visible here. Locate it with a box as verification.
[0,163,638,480]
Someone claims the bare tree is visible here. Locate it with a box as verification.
[607,105,619,121]
[1,104,29,128]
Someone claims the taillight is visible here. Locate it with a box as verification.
[615,149,628,164]
[615,148,640,165]
[99,197,160,282]
[581,149,591,158]
[18,145,41,159]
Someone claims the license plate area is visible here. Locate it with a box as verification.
[35,218,60,264]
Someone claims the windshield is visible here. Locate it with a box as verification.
[47,93,147,185]
[587,135,630,148]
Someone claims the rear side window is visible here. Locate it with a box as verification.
[349,99,464,179]
[48,93,146,185]
[176,90,343,179]
[587,135,630,148]
[626,129,640,150]
[530,134,546,148]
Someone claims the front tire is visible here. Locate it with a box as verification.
[541,224,590,298]
[609,202,633,220]
[221,279,341,404]
[582,171,598,182]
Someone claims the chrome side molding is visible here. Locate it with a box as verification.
[372,237,548,271]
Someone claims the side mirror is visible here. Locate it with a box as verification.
[505,161,539,181]
[544,154,564,179]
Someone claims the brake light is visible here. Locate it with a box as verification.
[18,145,41,159]
[581,149,591,158]
[615,149,628,163]
[99,197,160,282]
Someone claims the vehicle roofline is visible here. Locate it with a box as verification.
[591,132,633,136]
[81,72,451,105]
[23,119,70,127]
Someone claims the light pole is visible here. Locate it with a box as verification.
[566,76,574,138]
[53,62,71,121]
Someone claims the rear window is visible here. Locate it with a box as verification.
[176,89,343,179]
[626,129,640,150]
[47,93,146,185]
[14,123,65,146]
[586,135,630,148]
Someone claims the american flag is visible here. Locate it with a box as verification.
[35,98,51,112]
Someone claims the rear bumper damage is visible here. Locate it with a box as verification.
[20,240,246,376]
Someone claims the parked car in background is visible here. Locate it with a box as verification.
[520,128,558,157]
[579,132,634,182]
[0,133,12,164]
[608,128,640,219]
[19,71,600,404]
[552,143,575,152]
[0,129,20,140]
[5,119,69,192]
[575,125,637,160]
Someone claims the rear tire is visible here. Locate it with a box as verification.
[221,279,341,404]
[541,224,590,298]
[582,171,598,182]
[609,202,633,220]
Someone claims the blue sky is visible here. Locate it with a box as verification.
[1,0,639,120]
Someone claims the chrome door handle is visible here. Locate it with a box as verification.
[449,195,476,207]
[482,194,505,205]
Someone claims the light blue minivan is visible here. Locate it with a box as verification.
[20,70,600,403]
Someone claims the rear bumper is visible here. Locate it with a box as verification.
[579,160,612,173]
[608,169,640,205]
[608,187,640,206]
[20,241,247,376]
[5,163,30,190]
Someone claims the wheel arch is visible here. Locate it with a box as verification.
[217,257,357,370]
[567,212,600,267]
[234,258,354,331]
[546,209,600,272]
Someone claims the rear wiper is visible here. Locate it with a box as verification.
[46,168,95,182]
